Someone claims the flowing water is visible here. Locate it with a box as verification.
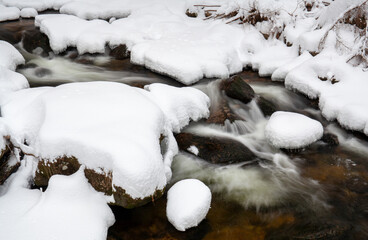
[1,19,368,240]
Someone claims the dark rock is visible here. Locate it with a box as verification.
[34,155,163,208]
[257,96,277,116]
[207,99,242,125]
[17,62,38,70]
[0,144,20,185]
[291,223,351,240]
[22,29,52,56]
[321,133,339,146]
[345,176,368,194]
[175,132,257,164]
[109,44,130,60]
[34,67,52,78]
[0,30,22,44]
[185,9,198,18]
[221,75,255,104]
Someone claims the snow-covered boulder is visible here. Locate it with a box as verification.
[0,162,115,240]
[1,82,210,208]
[265,111,323,149]
[166,179,211,231]
[20,8,38,18]
[0,41,25,71]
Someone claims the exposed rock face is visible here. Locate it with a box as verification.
[257,96,277,117]
[221,75,255,104]
[0,143,20,185]
[175,132,257,164]
[22,29,52,56]
[34,156,164,208]
[206,99,242,125]
[109,44,130,60]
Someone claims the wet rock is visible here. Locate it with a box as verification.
[17,62,38,70]
[34,156,163,208]
[0,145,20,185]
[291,223,351,240]
[0,29,22,45]
[345,176,368,194]
[22,29,52,56]
[206,99,242,125]
[257,96,277,116]
[221,75,255,104]
[34,67,52,78]
[321,133,339,146]
[175,132,257,164]
[185,9,198,18]
[110,44,130,60]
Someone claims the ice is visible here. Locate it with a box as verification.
[0,4,19,22]
[0,41,25,71]
[166,179,211,231]
[1,82,210,200]
[265,111,323,149]
[0,159,115,240]
[20,8,38,18]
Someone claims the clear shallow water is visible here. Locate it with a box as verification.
[2,19,367,240]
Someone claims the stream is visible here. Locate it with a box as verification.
[1,19,368,240]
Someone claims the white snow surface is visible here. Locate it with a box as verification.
[20,8,38,18]
[0,41,25,71]
[1,82,210,200]
[0,159,115,240]
[0,4,20,22]
[265,111,323,149]
[167,179,211,231]
[187,145,199,156]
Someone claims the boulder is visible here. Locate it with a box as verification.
[34,156,164,208]
[221,75,255,104]
[175,132,257,164]
[256,96,277,116]
[109,44,130,60]
[22,29,52,56]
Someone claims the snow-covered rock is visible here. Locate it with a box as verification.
[1,81,210,207]
[167,179,211,231]
[265,111,323,149]
[0,41,25,71]
[0,5,20,22]
[0,160,115,240]
[20,8,38,18]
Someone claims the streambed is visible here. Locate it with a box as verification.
[1,19,367,240]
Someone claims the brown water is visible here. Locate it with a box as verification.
[1,19,367,240]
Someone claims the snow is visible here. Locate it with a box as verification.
[0,4,20,22]
[1,82,210,200]
[0,41,25,71]
[187,145,199,155]
[166,179,211,231]
[20,8,38,18]
[0,159,115,240]
[265,111,323,149]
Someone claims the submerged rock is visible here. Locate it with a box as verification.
[206,99,242,125]
[109,44,130,60]
[321,132,339,146]
[175,132,257,164]
[22,29,52,56]
[221,75,255,104]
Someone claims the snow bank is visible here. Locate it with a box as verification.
[0,41,25,71]
[0,41,28,104]
[265,111,323,149]
[0,4,20,22]
[167,179,211,231]
[34,1,246,84]
[0,160,115,240]
[1,82,209,200]
[20,8,38,18]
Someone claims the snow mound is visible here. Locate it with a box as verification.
[1,82,210,201]
[20,8,38,18]
[0,4,20,22]
[0,41,25,71]
[265,111,323,149]
[0,160,115,240]
[167,179,211,231]
[0,66,29,104]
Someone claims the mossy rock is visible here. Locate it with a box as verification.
[34,156,163,208]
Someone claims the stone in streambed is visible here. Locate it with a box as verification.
[109,44,130,60]
[221,75,255,104]
[22,29,52,56]
[175,132,257,164]
[206,99,242,125]
[34,156,164,208]
[257,96,277,116]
